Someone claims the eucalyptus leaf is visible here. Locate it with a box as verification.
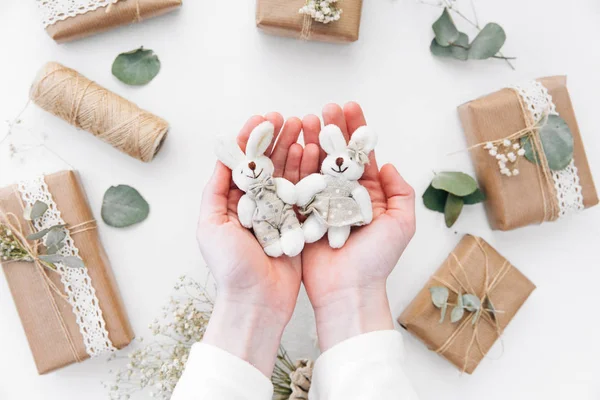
[444,194,464,228]
[39,254,64,264]
[468,23,506,60]
[45,227,66,248]
[26,224,66,241]
[485,297,497,320]
[30,201,48,220]
[450,305,464,323]
[46,241,66,255]
[432,8,459,46]
[423,184,448,213]
[521,115,574,171]
[62,256,85,269]
[430,38,453,58]
[462,188,486,205]
[471,309,481,325]
[101,185,150,228]
[462,294,481,312]
[440,303,447,323]
[112,47,161,86]
[432,172,478,197]
[429,286,449,308]
[430,32,469,61]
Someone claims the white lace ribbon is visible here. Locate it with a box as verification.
[509,80,585,218]
[18,175,115,357]
[36,0,119,28]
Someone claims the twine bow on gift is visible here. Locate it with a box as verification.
[465,90,561,223]
[347,143,370,166]
[431,237,511,373]
[248,177,277,200]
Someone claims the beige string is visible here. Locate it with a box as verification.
[431,238,511,373]
[30,62,168,163]
[461,89,560,222]
[106,0,143,23]
[300,14,313,40]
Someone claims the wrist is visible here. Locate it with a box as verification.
[202,297,287,377]
[313,284,394,352]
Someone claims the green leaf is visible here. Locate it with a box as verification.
[430,32,469,61]
[462,188,486,205]
[432,172,478,196]
[468,23,506,60]
[26,224,66,241]
[485,297,497,320]
[430,38,453,58]
[429,286,449,308]
[462,294,481,312]
[39,254,64,264]
[30,201,48,220]
[62,256,85,269]
[471,309,481,325]
[102,185,150,228]
[444,194,464,228]
[451,293,464,323]
[440,303,447,323]
[112,47,161,86]
[45,227,66,248]
[521,115,574,171]
[423,184,448,213]
[432,8,459,46]
[46,241,66,255]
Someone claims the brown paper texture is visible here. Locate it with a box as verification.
[0,170,133,374]
[46,0,182,43]
[256,0,363,43]
[458,76,598,231]
[398,235,535,374]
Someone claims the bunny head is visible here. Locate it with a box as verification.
[319,124,378,181]
[215,121,275,192]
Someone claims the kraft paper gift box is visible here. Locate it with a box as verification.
[39,0,182,43]
[0,170,133,374]
[256,0,363,43]
[398,235,535,374]
[458,76,598,231]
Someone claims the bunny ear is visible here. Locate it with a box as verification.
[215,135,244,170]
[348,126,378,154]
[246,121,274,158]
[319,124,347,155]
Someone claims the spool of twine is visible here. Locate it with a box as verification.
[29,62,169,163]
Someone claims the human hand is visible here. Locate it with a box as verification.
[300,102,416,351]
[197,114,305,376]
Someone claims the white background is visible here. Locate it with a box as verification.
[1,0,599,399]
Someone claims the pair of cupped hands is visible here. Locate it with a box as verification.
[197,103,416,376]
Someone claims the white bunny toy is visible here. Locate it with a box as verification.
[296,124,377,248]
[215,121,305,258]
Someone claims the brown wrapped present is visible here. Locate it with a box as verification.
[41,0,182,43]
[458,76,598,231]
[256,0,363,43]
[0,170,133,374]
[398,235,535,374]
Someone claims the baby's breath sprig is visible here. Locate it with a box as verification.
[0,224,34,263]
[103,275,215,400]
[299,0,342,24]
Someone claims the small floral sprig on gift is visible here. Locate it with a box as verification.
[420,0,515,69]
[272,346,314,400]
[104,275,214,400]
[423,172,485,228]
[1,200,84,270]
[299,0,342,24]
[483,139,526,177]
[429,286,499,325]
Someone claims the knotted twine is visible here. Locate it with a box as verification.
[106,0,143,23]
[0,190,98,363]
[29,62,169,163]
[289,359,314,400]
[431,237,510,373]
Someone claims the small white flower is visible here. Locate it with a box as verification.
[484,142,493,150]
[489,149,497,156]
[513,169,520,176]
[517,149,526,156]
[503,139,511,147]
[513,143,521,150]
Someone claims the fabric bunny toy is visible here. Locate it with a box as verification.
[296,124,377,248]
[215,121,305,258]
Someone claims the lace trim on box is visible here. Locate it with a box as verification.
[509,80,584,218]
[36,0,119,28]
[18,175,115,357]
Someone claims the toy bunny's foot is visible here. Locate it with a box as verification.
[328,226,351,249]
[281,227,305,257]
[264,240,283,257]
[302,214,327,243]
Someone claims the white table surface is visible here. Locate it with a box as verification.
[1,0,599,399]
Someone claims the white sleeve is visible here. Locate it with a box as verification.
[171,342,273,400]
[309,330,419,400]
